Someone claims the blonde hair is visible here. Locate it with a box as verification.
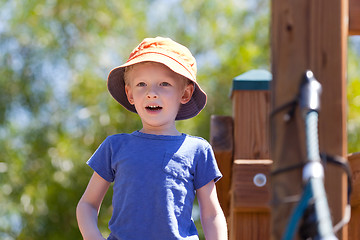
[124,65,135,86]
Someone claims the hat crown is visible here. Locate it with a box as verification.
[127,37,197,80]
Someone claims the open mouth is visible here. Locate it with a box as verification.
[146,105,163,111]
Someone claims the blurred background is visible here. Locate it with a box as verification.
[0,0,359,239]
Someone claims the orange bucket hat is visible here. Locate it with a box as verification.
[107,37,207,120]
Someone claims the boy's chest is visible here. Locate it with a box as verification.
[112,144,196,184]
[113,147,164,176]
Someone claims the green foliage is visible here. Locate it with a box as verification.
[2,0,360,239]
[0,0,271,239]
[347,37,360,154]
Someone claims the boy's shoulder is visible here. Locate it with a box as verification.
[184,133,206,141]
[184,134,211,148]
[106,133,131,140]
[103,133,135,145]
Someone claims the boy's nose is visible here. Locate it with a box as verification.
[146,86,158,99]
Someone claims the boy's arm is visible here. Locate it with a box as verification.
[76,172,111,240]
[197,180,228,240]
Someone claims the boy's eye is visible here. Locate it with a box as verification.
[136,82,146,87]
[160,82,171,86]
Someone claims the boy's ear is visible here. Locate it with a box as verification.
[125,85,134,105]
[180,83,194,104]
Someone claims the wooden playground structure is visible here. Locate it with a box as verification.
[210,0,360,239]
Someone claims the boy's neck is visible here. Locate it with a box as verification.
[139,126,182,136]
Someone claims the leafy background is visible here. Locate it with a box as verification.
[0,0,359,239]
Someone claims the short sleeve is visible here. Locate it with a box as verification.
[87,137,114,182]
[193,144,222,190]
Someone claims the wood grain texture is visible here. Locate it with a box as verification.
[348,205,360,240]
[348,153,360,240]
[230,212,271,240]
[349,0,360,35]
[232,159,272,211]
[230,87,271,239]
[271,0,348,239]
[210,115,234,219]
[349,152,360,206]
[232,90,270,160]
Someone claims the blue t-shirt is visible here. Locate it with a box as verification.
[87,131,222,240]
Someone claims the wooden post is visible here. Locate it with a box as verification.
[230,70,272,240]
[232,70,271,160]
[230,159,272,239]
[271,0,348,239]
[210,115,234,220]
[349,0,360,35]
[348,152,360,240]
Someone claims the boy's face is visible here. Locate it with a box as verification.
[124,62,194,135]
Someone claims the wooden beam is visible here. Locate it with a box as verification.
[271,0,348,239]
[348,153,360,206]
[232,159,272,212]
[348,152,360,239]
[229,160,272,239]
[349,0,360,35]
[232,90,271,159]
[210,115,234,220]
[230,75,271,240]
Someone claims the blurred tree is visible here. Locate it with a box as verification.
[1,0,360,239]
[0,0,277,239]
[347,37,360,154]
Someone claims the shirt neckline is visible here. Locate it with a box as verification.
[132,130,187,140]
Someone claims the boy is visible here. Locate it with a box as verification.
[76,37,227,240]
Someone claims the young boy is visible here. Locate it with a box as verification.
[76,37,227,240]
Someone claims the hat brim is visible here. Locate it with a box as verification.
[107,53,207,120]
